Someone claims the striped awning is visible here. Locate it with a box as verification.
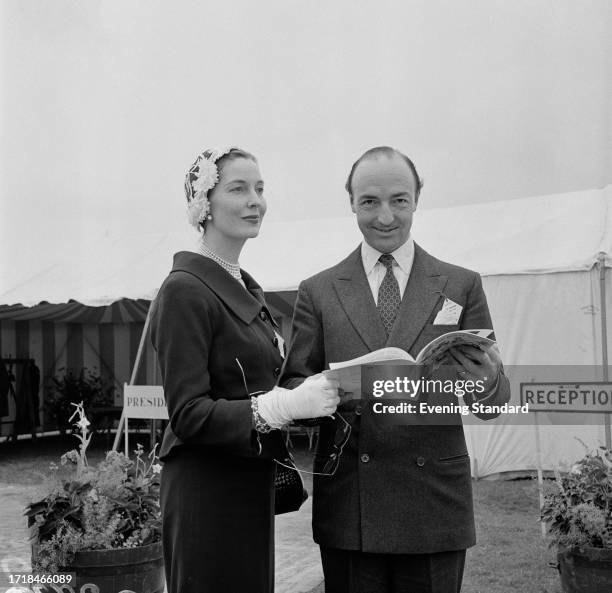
[0,299,150,323]
[0,293,297,324]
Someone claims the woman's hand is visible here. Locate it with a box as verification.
[256,376,340,428]
[289,375,340,418]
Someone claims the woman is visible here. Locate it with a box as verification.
[150,147,339,593]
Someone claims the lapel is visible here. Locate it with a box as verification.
[241,268,279,329]
[332,246,388,352]
[171,251,266,325]
[388,243,448,353]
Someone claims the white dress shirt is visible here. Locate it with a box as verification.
[361,237,415,305]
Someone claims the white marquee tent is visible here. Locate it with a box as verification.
[1,186,611,477]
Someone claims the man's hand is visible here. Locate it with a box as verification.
[447,344,501,392]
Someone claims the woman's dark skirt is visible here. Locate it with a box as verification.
[161,446,276,593]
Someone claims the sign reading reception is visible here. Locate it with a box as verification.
[519,382,612,413]
[123,384,169,420]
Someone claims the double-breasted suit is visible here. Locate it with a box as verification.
[150,251,286,593]
[280,243,510,555]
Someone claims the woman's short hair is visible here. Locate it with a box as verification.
[214,148,258,179]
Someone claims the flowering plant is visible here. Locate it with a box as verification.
[25,402,162,573]
[541,444,612,549]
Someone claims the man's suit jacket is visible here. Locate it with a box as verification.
[280,243,510,555]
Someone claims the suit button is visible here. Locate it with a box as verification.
[416,456,426,467]
[360,453,370,463]
[259,311,267,321]
[273,367,281,377]
[355,406,362,416]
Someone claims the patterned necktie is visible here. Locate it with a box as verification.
[377,253,401,335]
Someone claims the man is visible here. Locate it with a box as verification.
[280,146,510,593]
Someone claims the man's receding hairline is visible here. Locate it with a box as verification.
[356,150,407,165]
[352,152,418,182]
[345,146,423,199]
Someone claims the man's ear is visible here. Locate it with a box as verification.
[350,195,356,214]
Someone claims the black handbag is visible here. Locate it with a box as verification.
[274,455,308,515]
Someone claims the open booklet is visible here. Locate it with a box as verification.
[324,329,495,395]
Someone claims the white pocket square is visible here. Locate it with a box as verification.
[433,298,463,325]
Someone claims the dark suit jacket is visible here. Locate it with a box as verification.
[150,251,286,461]
[280,243,510,554]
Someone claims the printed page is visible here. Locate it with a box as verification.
[328,347,415,370]
[325,348,416,394]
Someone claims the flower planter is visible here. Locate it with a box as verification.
[557,545,612,593]
[26,404,163,592]
[32,542,164,593]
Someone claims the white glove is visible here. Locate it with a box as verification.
[256,375,340,428]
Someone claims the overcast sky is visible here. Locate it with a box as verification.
[1,0,610,290]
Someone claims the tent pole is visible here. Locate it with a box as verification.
[112,305,153,452]
[598,253,610,448]
[150,352,159,449]
[534,412,546,538]
[82,333,125,396]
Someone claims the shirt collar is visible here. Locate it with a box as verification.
[361,236,415,276]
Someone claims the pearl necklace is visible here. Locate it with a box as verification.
[198,238,242,281]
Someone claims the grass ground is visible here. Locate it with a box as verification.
[0,433,139,485]
[0,434,562,593]
[467,479,561,593]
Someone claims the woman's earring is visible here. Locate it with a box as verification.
[207,214,212,220]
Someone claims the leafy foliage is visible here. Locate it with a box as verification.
[44,367,115,431]
[25,403,161,572]
[541,445,612,549]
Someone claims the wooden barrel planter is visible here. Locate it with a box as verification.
[557,545,612,593]
[33,542,164,593]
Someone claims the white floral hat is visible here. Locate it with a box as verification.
[184,146,235,229]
